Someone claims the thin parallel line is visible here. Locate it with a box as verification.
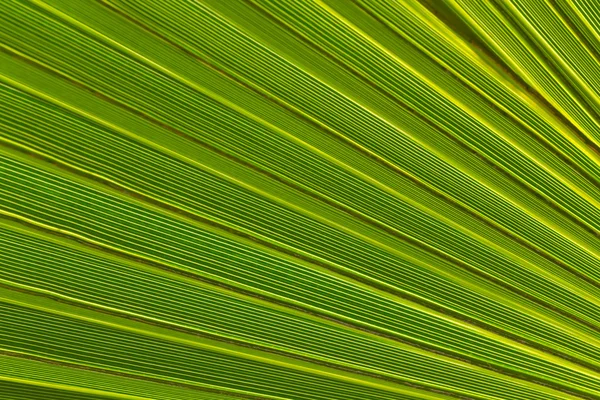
[5,7,600,368]
[319,0,600,222]
[242,0,600,244]
[354,0,600,207]
[496,0,600,116]
[3,0,600,396]
[450,0,600,151]
[0,281,488,400]
[1,208,597,399]
[6,124,600,382]
[225,0,600,280]
[0,351,276,400]
[0,375,155,400]
[92,0,600,322]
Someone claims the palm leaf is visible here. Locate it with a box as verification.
[2,0,600,399]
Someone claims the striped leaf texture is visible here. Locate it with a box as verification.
[3,0,600,399]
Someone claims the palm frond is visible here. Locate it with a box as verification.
[2,0,600,399]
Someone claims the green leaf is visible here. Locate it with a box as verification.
[2,0,600,399]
